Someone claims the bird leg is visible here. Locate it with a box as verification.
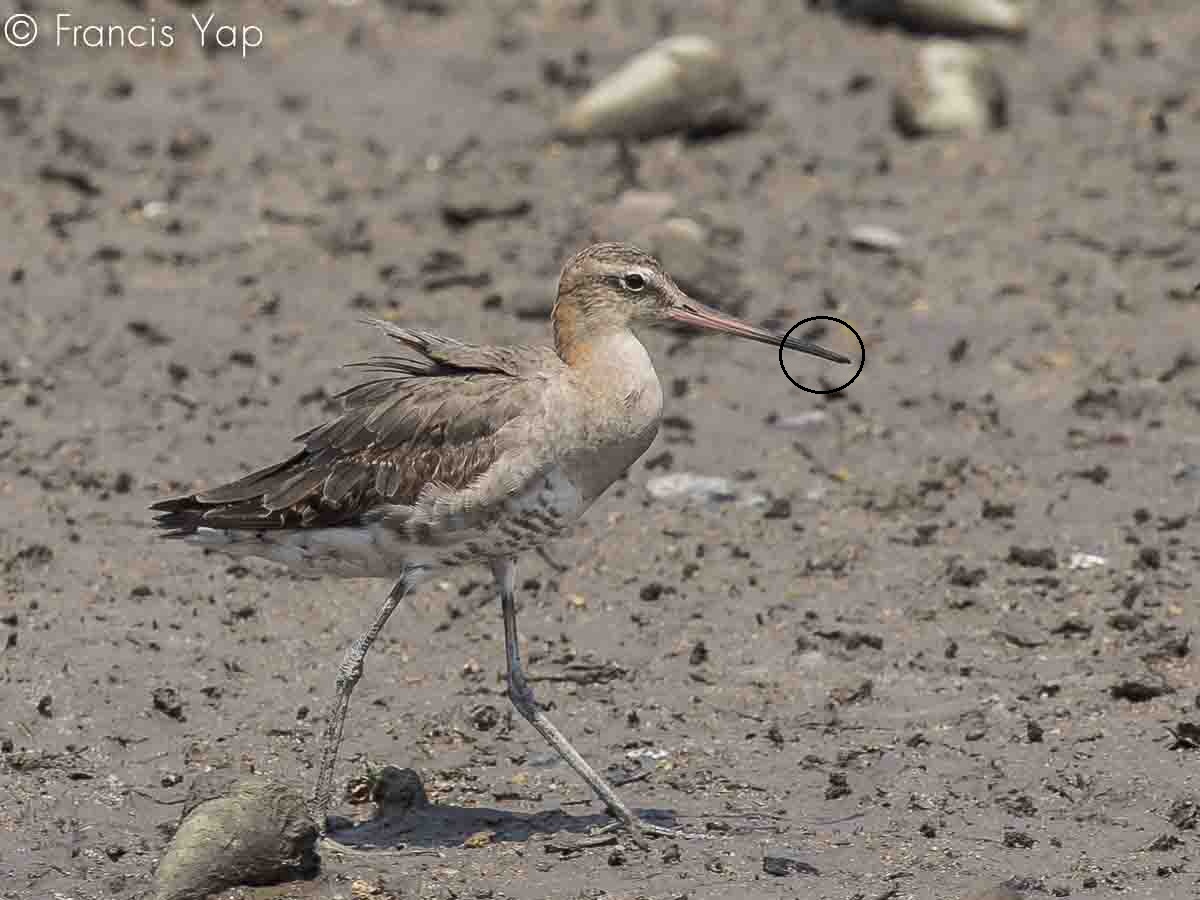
[310,573,414,825]
[491,558,685,850]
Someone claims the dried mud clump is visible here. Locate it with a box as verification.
[153,775,319,900]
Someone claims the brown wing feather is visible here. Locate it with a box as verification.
[152,322,560,536]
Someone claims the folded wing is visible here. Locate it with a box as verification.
[152,322,562,538]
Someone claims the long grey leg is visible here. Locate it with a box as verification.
[310,573,415,823]
[492,558,682,849]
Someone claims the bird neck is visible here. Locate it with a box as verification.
[553,300,659,402]
[552,297,633,368]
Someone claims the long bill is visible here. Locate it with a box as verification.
[667,298,852,365]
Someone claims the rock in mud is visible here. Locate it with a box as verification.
[153,775,318,900]
[556,35,752,141]
[893,41,1007,138]
[370,765,430,818]
[841,0,1029,38]
[762,849,819,876]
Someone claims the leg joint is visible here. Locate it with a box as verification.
[506,667,538,714]
[337,645,367,686]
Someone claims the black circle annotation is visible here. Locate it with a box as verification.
[778,317,864,395]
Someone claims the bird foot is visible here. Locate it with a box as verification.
[595,817,707,849]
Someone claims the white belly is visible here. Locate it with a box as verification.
[187,523,428,578]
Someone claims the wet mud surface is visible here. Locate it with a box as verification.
[2,2,1199,898]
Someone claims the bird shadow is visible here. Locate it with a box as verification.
[323,799,682,852]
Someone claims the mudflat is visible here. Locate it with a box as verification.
[2,2,1198,898]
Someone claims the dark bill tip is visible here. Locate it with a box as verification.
[780,334,852,365]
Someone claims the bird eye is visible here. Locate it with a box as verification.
[622,273,646,292]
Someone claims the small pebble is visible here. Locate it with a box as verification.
[152,686,185,721]
[1003,829,1036,848]
[762,497,793,520]
[1007,545,1057,569]
[762,850,819,876]
[848,224,905,252]
[1111,678,1171,703]
[646,473,766,506]
[1067,552,1107,570]
[770,410,830,432]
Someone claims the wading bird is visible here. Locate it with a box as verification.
[152,242,849,846]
